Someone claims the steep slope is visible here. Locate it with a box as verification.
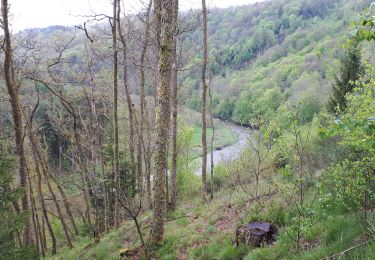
[182,0,373,125]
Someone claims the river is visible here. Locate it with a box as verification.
[195,122,251,175]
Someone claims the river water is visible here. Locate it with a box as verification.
[195,122,251,175]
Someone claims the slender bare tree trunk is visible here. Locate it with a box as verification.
[209,78,214,200]
[41,163,73,249]
[116,1,138,194]
[98,132,109,232]
[145,141,153,209]
[35,210,45,256]
[150,0,174,246]
[112,0,120,228]
[73,127,92,226]
[170,0,179,211]
[28,132,57,254]
[140,0,153,208]
[152,0,162,104]
[201,0,208,202]
[29,171,45,256]
[82,82,102,239]
[41,216,47,253]
[29,130,73,249]
[27,172,40,254]
[136,140,143,193]
[1,0,32,245]
[53,176,78,235]
[43,80,93,227]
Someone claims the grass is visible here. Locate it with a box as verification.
[46,159,374,260]
[191,123,238,156]
[46,188,374,260]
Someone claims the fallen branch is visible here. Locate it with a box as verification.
[323,239,372,259]
[140,215,189,231]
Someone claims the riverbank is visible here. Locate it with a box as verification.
[180,107,239,158]
[195,121,251,175]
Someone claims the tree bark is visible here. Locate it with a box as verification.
[153,0,162,104]
[201,0,208,202]
[150,0,174,246]
[209,78,214,200]
[1,0,32,245]
[112,0,120,228]
[170,0,179,211]
[27,172,40,255]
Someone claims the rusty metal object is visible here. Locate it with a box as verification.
[236,222,277,247]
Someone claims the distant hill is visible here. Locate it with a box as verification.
[16,0,374,125]
[181,0,374,125]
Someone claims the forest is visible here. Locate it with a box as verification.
[0,0,374,259]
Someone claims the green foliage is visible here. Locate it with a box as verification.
[351,2,375,41]
[244,201,288,227]
[298,93,321,123]
[213,98,235,120]
[207,164,230,192]
[244,212,369,260]
[207,0,339,71]
[320,63,375,213]
[119,158,135,196]
[175,124,200,198]
[35,100,69,167]
[231,87,283,125]
[327,44,364,114]
[184,0,373,126]
[319,155,370,211]
[0,142,36,259]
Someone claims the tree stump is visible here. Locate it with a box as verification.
[236,222,277,247]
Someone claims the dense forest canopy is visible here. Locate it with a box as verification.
[0,0,374,259]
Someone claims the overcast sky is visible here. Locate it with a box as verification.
[11,0,265,32]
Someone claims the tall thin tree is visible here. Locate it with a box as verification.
[170,0,179,210]
[139,0,153,208]
[201,0,208,202]
[116,0,137,192]
[112,0,120,227]
[1,0,32,245]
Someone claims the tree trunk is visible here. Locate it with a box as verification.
[112,0,120,228]
[73,127,92,226]
[201,0,208,202]
[117,4,137,193]
[41,79,93,228]
[165,143,169,211]
[170,0,179,211]
[140,0,153,208]
[53,176,78,235]
[27,173,40,254]
[83,82,103,238]
[150,0,174,246]
[209,78,214,200]
[28,132,57,255]
[29,130,73,249]
[1,0,31,245]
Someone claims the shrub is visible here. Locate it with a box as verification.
[207,164,230,192]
